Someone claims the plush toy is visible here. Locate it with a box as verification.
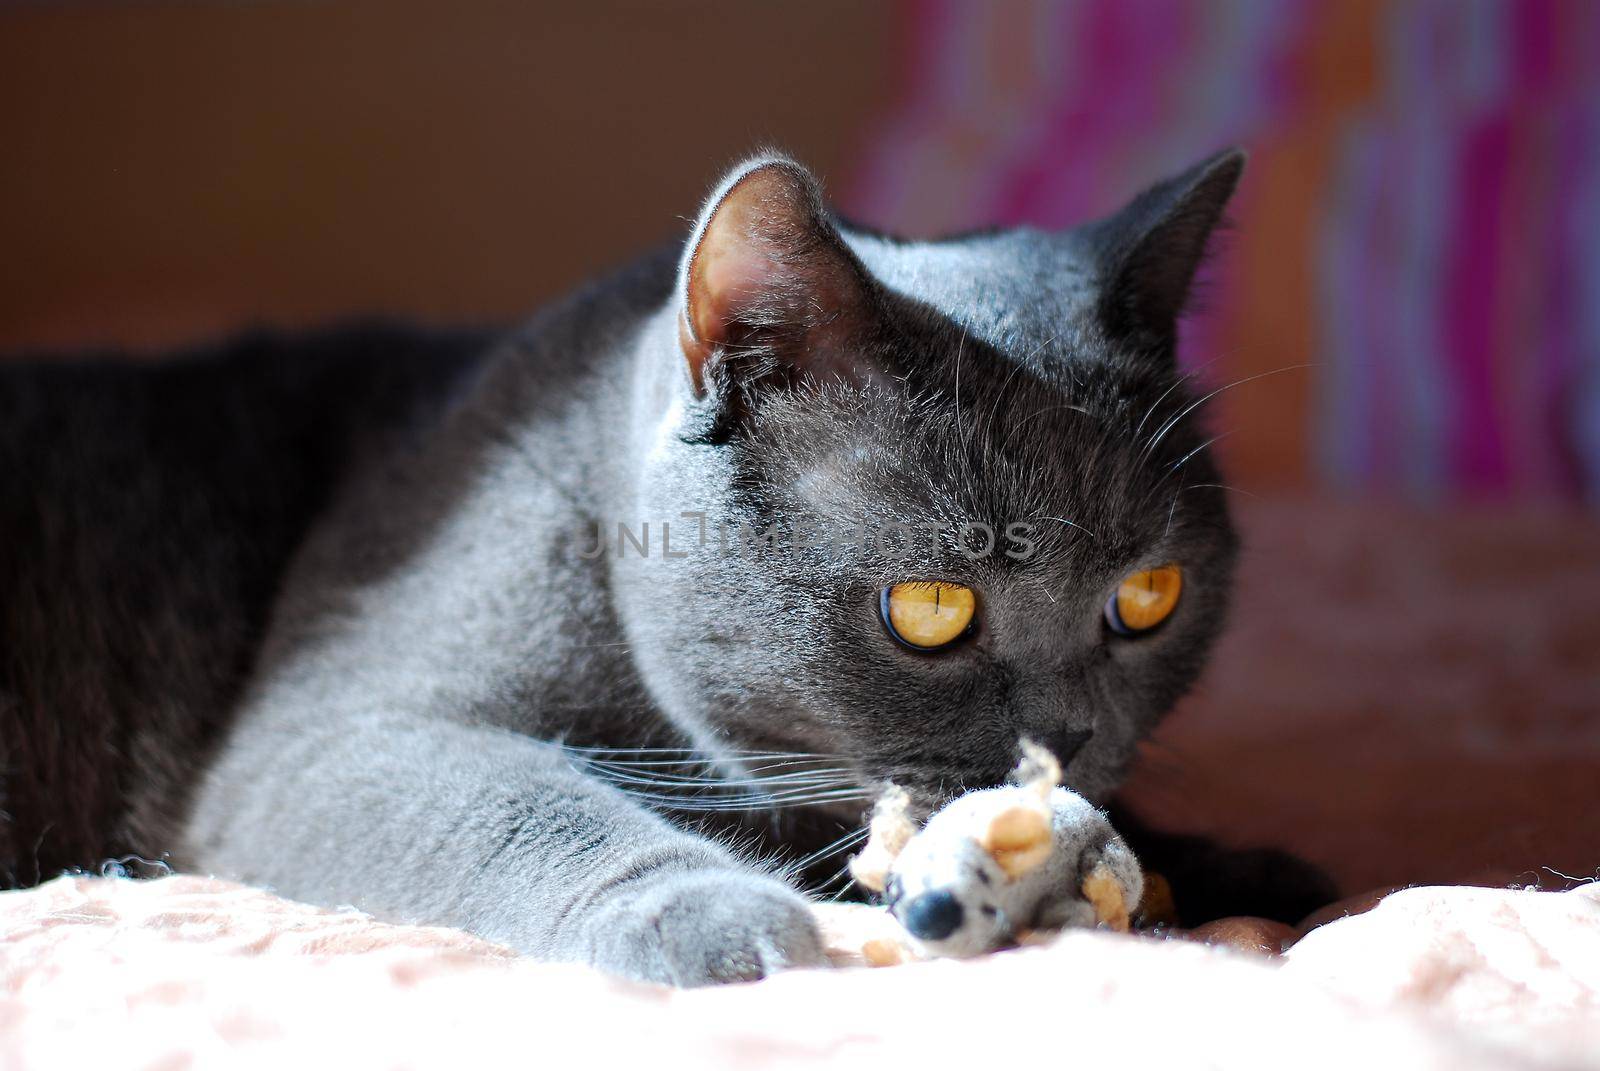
[847,741,1144,962]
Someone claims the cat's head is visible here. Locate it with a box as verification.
[611,150,1243,810]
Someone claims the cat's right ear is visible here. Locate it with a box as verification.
[1087,148,1245,355]
[676,155,882,422]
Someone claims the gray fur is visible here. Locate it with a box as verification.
[1,149,1245,985]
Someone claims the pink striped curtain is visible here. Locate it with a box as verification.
[844,0,1600,503]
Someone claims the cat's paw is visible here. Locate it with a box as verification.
[580,869,826,987]
[882,785,1143,958]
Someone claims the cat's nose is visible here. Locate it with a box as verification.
[1045,728,1094,766]
[898,889,964,941]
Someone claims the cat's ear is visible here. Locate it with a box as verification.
[1089,148,1244,351]
[677,155,881,409]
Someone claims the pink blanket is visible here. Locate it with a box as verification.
[3,875,1596,1069]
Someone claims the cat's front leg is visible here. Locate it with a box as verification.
[184,712,825,986]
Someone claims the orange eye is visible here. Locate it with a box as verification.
[1106,564,1182,636]
[881,582,976,650]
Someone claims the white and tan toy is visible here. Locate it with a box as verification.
[846,741,1144,961]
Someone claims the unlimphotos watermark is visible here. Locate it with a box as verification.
[574,511,1039,562]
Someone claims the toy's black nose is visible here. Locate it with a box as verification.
[899,890,964,941]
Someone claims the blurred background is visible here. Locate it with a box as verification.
[3,0,1597,899]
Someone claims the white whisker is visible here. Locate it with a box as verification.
[1039,515,1100,543]
[620,787,873,814]
[788,826,869,873]
[1012,402,1094,434]
[584,766,855,792]
[1183,482,1258,499]
[1163,431,1232,478]
[1141,364,1311,464]
[561,746,832,759]
[1133,357,1218,446]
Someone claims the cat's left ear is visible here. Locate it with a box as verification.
[1088,148,1245,352]
[677,155,883,414]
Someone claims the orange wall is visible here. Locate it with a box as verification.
[0,1,895,353]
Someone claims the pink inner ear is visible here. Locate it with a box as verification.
[689,222,784,349]
[681,168,799,396]
[686,163,808,349]
[680,161,877,397]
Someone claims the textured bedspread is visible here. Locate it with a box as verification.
[3,502,1595,1067]
[3,874,1597,1069]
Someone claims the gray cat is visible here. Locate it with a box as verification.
[0,149,1331,985]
